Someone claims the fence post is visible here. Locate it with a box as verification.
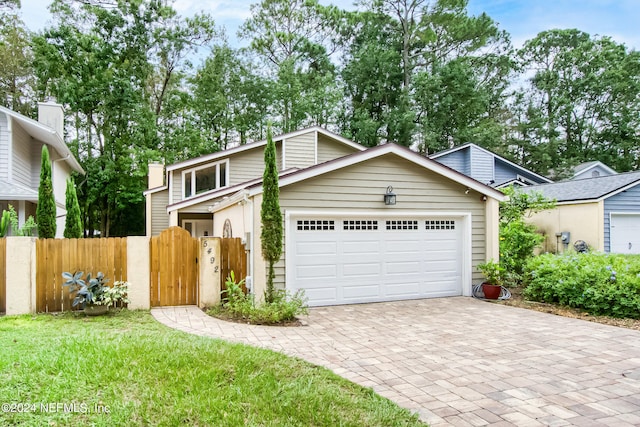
[199,237,221,308]
[127,236,150,310]
[5,237,36,315]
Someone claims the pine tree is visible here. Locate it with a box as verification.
[64,178,83,238]
[36,145,57,238]
[260,125,282,303]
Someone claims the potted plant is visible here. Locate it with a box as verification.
[477,260,505,300]
[62,271,130,315]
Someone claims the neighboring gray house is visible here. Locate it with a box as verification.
[523,171,640,254]
[0,103,84,237]
[429,143,553,187]
[571,161,617,180]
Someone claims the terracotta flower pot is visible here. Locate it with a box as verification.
[481,283,502,300]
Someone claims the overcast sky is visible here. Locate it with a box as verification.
[19,0,640,51]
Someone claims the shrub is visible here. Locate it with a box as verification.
[211,271,308,325]
[524,253,640,318]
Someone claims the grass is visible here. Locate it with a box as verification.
[0,310,424,426]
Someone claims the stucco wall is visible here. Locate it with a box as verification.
[528,202,604,253]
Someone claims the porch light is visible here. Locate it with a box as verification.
[384,186,396,205]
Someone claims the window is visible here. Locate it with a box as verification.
[592,170,600,178]
[182,160,229,198]
[386,220,418,230]
[426,220,455,230]
[343,220,378,230]
[297,220,335,231]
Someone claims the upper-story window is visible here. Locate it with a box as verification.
[182,160,228,198]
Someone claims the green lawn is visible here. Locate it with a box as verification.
[0,310,424,426]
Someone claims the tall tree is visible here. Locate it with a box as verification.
[37,145,56,238]
[514,29,640,175]
[64,178,83,238]
[0,12,34,114]
[260,125,282,304]
[240,0,341,133]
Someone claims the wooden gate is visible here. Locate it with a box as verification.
[150,226,199,306]
[220,238,248,294]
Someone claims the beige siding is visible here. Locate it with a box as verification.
[284,132,315,169]
[151,190,170,236]
[11,122,32,188]
[0,113,8,181]
[275,154,487,289]
[171,170,182,203]
[317,134,360,163]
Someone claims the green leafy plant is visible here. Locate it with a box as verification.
[0,209,9,237]
[524,253,640,319]
[62,271,129,308]
[212,271,308,325]
[4,205,37,236]
[37,145,57,238]
[477,260,505,286]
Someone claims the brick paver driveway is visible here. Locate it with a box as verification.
[152,297,640,426]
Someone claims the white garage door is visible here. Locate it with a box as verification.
[610,213,640,254]
[289,216,463,306]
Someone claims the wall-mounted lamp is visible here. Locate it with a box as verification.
[465,188,470,195]
[384,186,396,205]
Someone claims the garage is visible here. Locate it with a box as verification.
[288,214,465,306]
[610,213,640,254]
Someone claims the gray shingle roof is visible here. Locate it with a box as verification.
[521,170,640,202]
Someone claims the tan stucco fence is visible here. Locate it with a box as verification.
[1,236,224,315]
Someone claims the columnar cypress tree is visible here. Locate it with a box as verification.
[36,145,57,238]
[260,125,282,303]
[64,178,83,238]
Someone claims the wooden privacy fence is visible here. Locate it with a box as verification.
[36,238,128,312]
[0,238,5,313]
[220,237,248,294]
[150,227,199,307]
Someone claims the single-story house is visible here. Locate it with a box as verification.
[523,171,640,254]
[0,102,84,237]
[145,127,506,306]
[429,142,553,188]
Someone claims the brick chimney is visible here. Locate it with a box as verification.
[37,101,65,138]
[148,162,165,189]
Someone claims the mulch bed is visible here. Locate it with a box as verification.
[492,287,640,331]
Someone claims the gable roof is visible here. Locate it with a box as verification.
[429,142,553,184]
[521,170,640,203]
[166,126,365,172]
[246,143,507,201]
[572,161,617,177]
[0,106,84,174]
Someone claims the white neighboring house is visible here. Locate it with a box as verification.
[0,102,85,237]
[571,161,618,180]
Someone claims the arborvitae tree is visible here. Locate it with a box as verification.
[64,178,83,238]
[260,125,282,303]
[36,145,56,238]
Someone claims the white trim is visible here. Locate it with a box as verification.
[282,138,286,169]
[314,130,318,165]
[285,209,472,299]
[251,144,507,201]
[6,111,12,182]
[143,185,168,196]
[168,171,174,205]
[166,126,365,172]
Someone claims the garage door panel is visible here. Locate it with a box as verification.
[296,241,337,255]
[343,284,381,300]
[610,214,640,254]
[291,216,463,306]
[384,282,420,297]
[296,264,337,279]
